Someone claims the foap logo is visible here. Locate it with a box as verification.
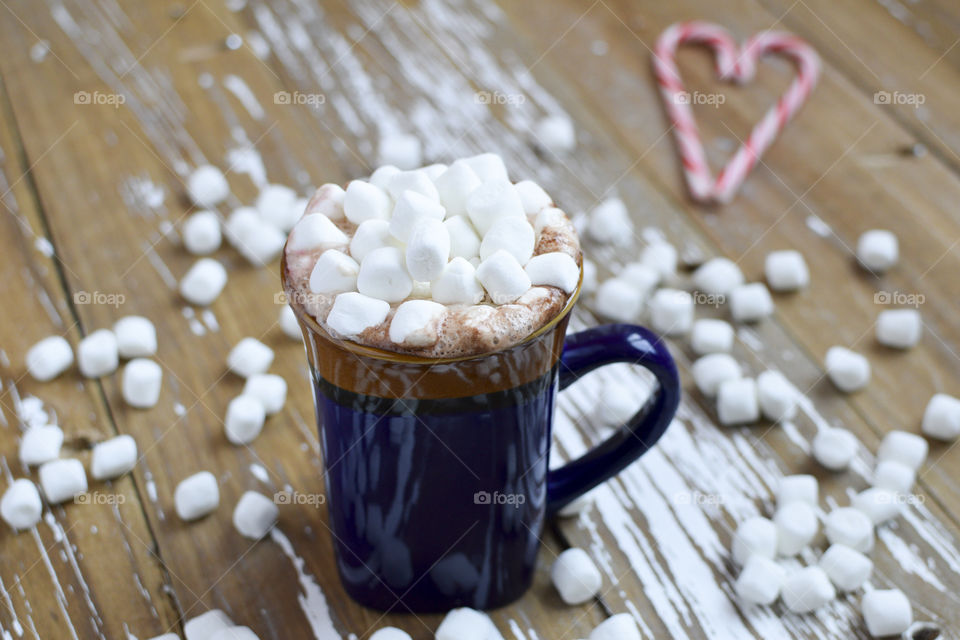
[75,492,126,505]
[274,91,326,107]
[674,91,726,108]
[274,490,326,508]
[474,491,526,508]
[74,290,126,308]
[673,491,725,506]
[73,90,126,108]
[275,291,324,306]
[475,90,526,106]
[873,90,925,108]
[874,291,925,308]
[691,291,725,308]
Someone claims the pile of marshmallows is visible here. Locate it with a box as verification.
[285,153,580,344]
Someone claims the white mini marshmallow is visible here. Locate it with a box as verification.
[778,474,818,507]
[225,395,266,445]
[852,488,902,525]
[432,258,484,305]
[734,555,784,605]
[19,425,63,466]
[38,458,87,504]
[91,435,137,480]
[873,460,915,494]
[286,214,349,252]
[781,567,836,613]
[717,378,760,426]
[369,628,412,640]
[377,133,421,170]
[1,479,42,530]
[466,179,524,237]
[593,278,643,322]
[443,216,482,260]
[857,229,898,273]
[343,180,391,225]
[369,165,400,191]
[435,607,499,640]
[732,516,778,566]
[595,382,638,427]
[463,153,509,183]
[304,183,345,220]
[114,316,157,358]
[877,430,927,470]
[227,338,274,378]
[690,319,734,355]
[77,329,119,378]
[586,198,633,246]
[122,358,163,408]
[225,207,286,264]
[876,309,922,349]
[183,210,222,255]
[534,207,568,235]
[187,165,229,207]
[180,258,227,306]
[406,218,450,282]
[819,543,872,592]
[524,252,580,294]
[825,346,870,393]
[534,114,576,153]
[184,610,233,640]
[26,336,73,381]
[756,370,798,422]
[435,161,482,217]
[692,257,744,296]
[774,501,819,556]
[862,589,912,638]
[225,206,259,247]
[476,250,531,304]
[812,427,859,471]
[386,169,439,202]
[389,300,446,347]
[640,242,678,280]
[480,217,535,265]
[390,190,446,243]
[232,491,278,539]
[349,219,396,263]
[764,250,809,291]
[692,353,741,398]
[825,507,874,553]
[357,247,413,302]
[210,627,259,640]
[243,373,287,415]
[514,180,551,214]
[922,393,960,441]
[551,547,602,605]
[581,259,598,295]
[588,614,642,640]
[617,265,657,300]
[326,292,391,338]
[256,183,299,231]
[279,305,302,342]
[174,471,219,521]
[649,289,694,335]
[309,250,359,294]
[729,283,774,323]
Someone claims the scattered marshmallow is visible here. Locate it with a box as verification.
[649,289,694,336]
[691,353,741,398]
[534,114,576,154]
[781,567,836,613]
[77,329,119,378]
[390,190,447,243]
[692,257,744,296]
[210,627,259,640]
[343,180,391,225]
[921,393,960,441]
[231,213,286,265]
[524,252,580,293]
[256,183,299,232]
[279,305,302,342]
[690,319,734,355]
[862,589,912,638]
[225,395,266,445]
[309,250,360,294]
[182,210,222,255]
[774,501,819,556]
[729,283,774,323]
[326,292,391,338]
[243,374,287,415]
[386,170,439,202]
[873,460,915,494]
[1,479,42,530]
[820,544,872,592]
[717,377,760,426]
[180,258,228,306]
[825,346,870,393]
[640,242,678,281]
[581,259,598,295]
[227,338,274,379]
[122,359,163,408]
[38,458,87,504]
[764,250,809,291]
[777,474,818,507]
[26,336,73,381]
[357,247,413,302]
[389,300,446,347]
[435,607,499,640]
[406,218,451,282]
[286,214,349,252]
[514,180,551,214]
[852,488,902,525]
[734,555,784,605]
[476,250,531,304]
[233,491,279,539]
[756,370,798,422]
[369,629,412,640]
[550,548,601,605]
[463,153,509,183]
[304,183,345,220]
[114,316,157,358]
[187,165,230,207]
[877,430,927,470]
[91,435,138,480]
[812,428,859,472]
[184,609,233,640]
[586,198,633,246]
[377,133,421,170]
[595,382,639,427]
[731,516,778,566]
[857,229,898,273]
[175,471,219,521]
[824,507,874,553]
[19,425,64,466]
[593,278,643,323]
[876,309,922,349]
[480,217,535,265]
[466,179,524,237]
[432,258,485,305]
[435,161,482,217]
[588,614,642,640]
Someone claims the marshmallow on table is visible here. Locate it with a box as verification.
[825,346,870,393]
[876,308,922,349]
[619,263,659,298]
[877,430,927,470]
[19,425,64,466]
[187,165,229,207]
[77,329,119,378]
[225,395,266,445]
[309,250,360,294]
[406,218,451,282]
[862,589,912,638]
[180,258,228,306]
[479,217,535,265]
[524,252,580,294]
[735,555,784,605]
[534,114,576,153]
[731,516,778,566]
[550,547,602,605]
[279,305,302,342]
[588,614,642,640]
[435,161,482,217]
[690,319,734,355]
[812,427,859,471]
[824,507,874,553]
[729,283,774,323]
[595,382,639,427]
[778,474,818,506]
[852,488,902,525]
[386,169,439,202]
[226,206,287,264]
[1,479,42,530]
[873,460,915,494]
[586,198,633,246]
[592,278,643,323]
[443,216,481,260]
[326,292,391,338]
[581,259,598,295]
[390,190,447,243]
[233,491,279,539]
[369,165,400,191]
[820,543,872,592]
[350,219,397,263]
[691,353,741,397]
[256,183,299,232]
[857,229,898,273]
[389,300,447,347]
[91,435,137,480]
[343,180,391,225]
[184,609,233,640]
[435,607,500,640]
[175,471,219,521]
[26,336,73,381]
[243,374,287,415]
[692,257,744,296]
[114,316,157,358]
[717,378,760,426]
[304,183,345,220]
[515,180,551,215]
[649,289,693,336]
[476,250,531,304]
[765,250,809,292]
[210,627,260,640]
[182,210,222,255]
[377,133,422,170]
[782,567,836,613]
[39,458,87,504]
[122,359,163,408]
[369,628,412,640]
[465,179,524,237]
[774,501,819,556]
[922,393,960,441]
[357,247,414,303]
[286,214,349,252]
[227,338,274,378]
[756,370,798,422]
[432,258,485,305]
[640,242,678,281]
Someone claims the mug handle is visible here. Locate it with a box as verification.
[546,324,681,515]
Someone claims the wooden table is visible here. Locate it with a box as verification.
[1,0,959,638]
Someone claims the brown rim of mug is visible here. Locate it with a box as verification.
[280,248,583,366]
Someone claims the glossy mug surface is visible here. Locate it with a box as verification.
[283,260,680,613]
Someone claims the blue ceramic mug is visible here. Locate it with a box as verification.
[283,260,680,613]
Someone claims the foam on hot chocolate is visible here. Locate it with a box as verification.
[283,155,581,359]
